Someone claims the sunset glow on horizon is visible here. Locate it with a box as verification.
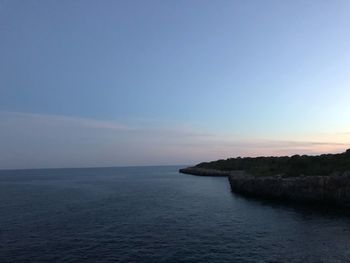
[1,1,350,169]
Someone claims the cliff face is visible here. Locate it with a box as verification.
[180,167,350,207]
[228,171,350,207]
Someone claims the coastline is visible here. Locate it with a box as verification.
[228,171,350,207]
[179,167,232,177]
[179,167,350,207]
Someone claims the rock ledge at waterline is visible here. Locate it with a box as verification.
[180,167,350,207]
[179,149,350,207]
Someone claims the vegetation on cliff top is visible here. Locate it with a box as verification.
[196,149,350,177]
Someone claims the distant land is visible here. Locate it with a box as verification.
[180,149,350,207]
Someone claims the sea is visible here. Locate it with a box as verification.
[1,166,350,263]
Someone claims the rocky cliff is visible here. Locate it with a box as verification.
[179,167,350,207]
[228,171,350,207]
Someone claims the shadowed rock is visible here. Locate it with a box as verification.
[179,149,350,207]
[228,171,350,207]
[179,167,231,176]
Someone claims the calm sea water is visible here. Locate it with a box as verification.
[1,166,350,263]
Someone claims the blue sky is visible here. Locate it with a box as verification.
[1,0,350,169]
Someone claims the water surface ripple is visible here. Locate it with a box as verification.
[1,166,350,262]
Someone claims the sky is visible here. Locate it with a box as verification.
[1,0,350,169]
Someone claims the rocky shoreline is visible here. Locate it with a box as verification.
[179,167,350,207]
[179,167,231,176]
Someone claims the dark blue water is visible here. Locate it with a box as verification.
[1,166,350,263]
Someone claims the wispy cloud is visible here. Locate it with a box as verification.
[0,111,131,131]
[0,111,349,169]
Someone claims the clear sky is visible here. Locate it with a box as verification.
[1,0,350,169]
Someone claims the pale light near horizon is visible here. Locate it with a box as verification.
[0,1,350,168]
